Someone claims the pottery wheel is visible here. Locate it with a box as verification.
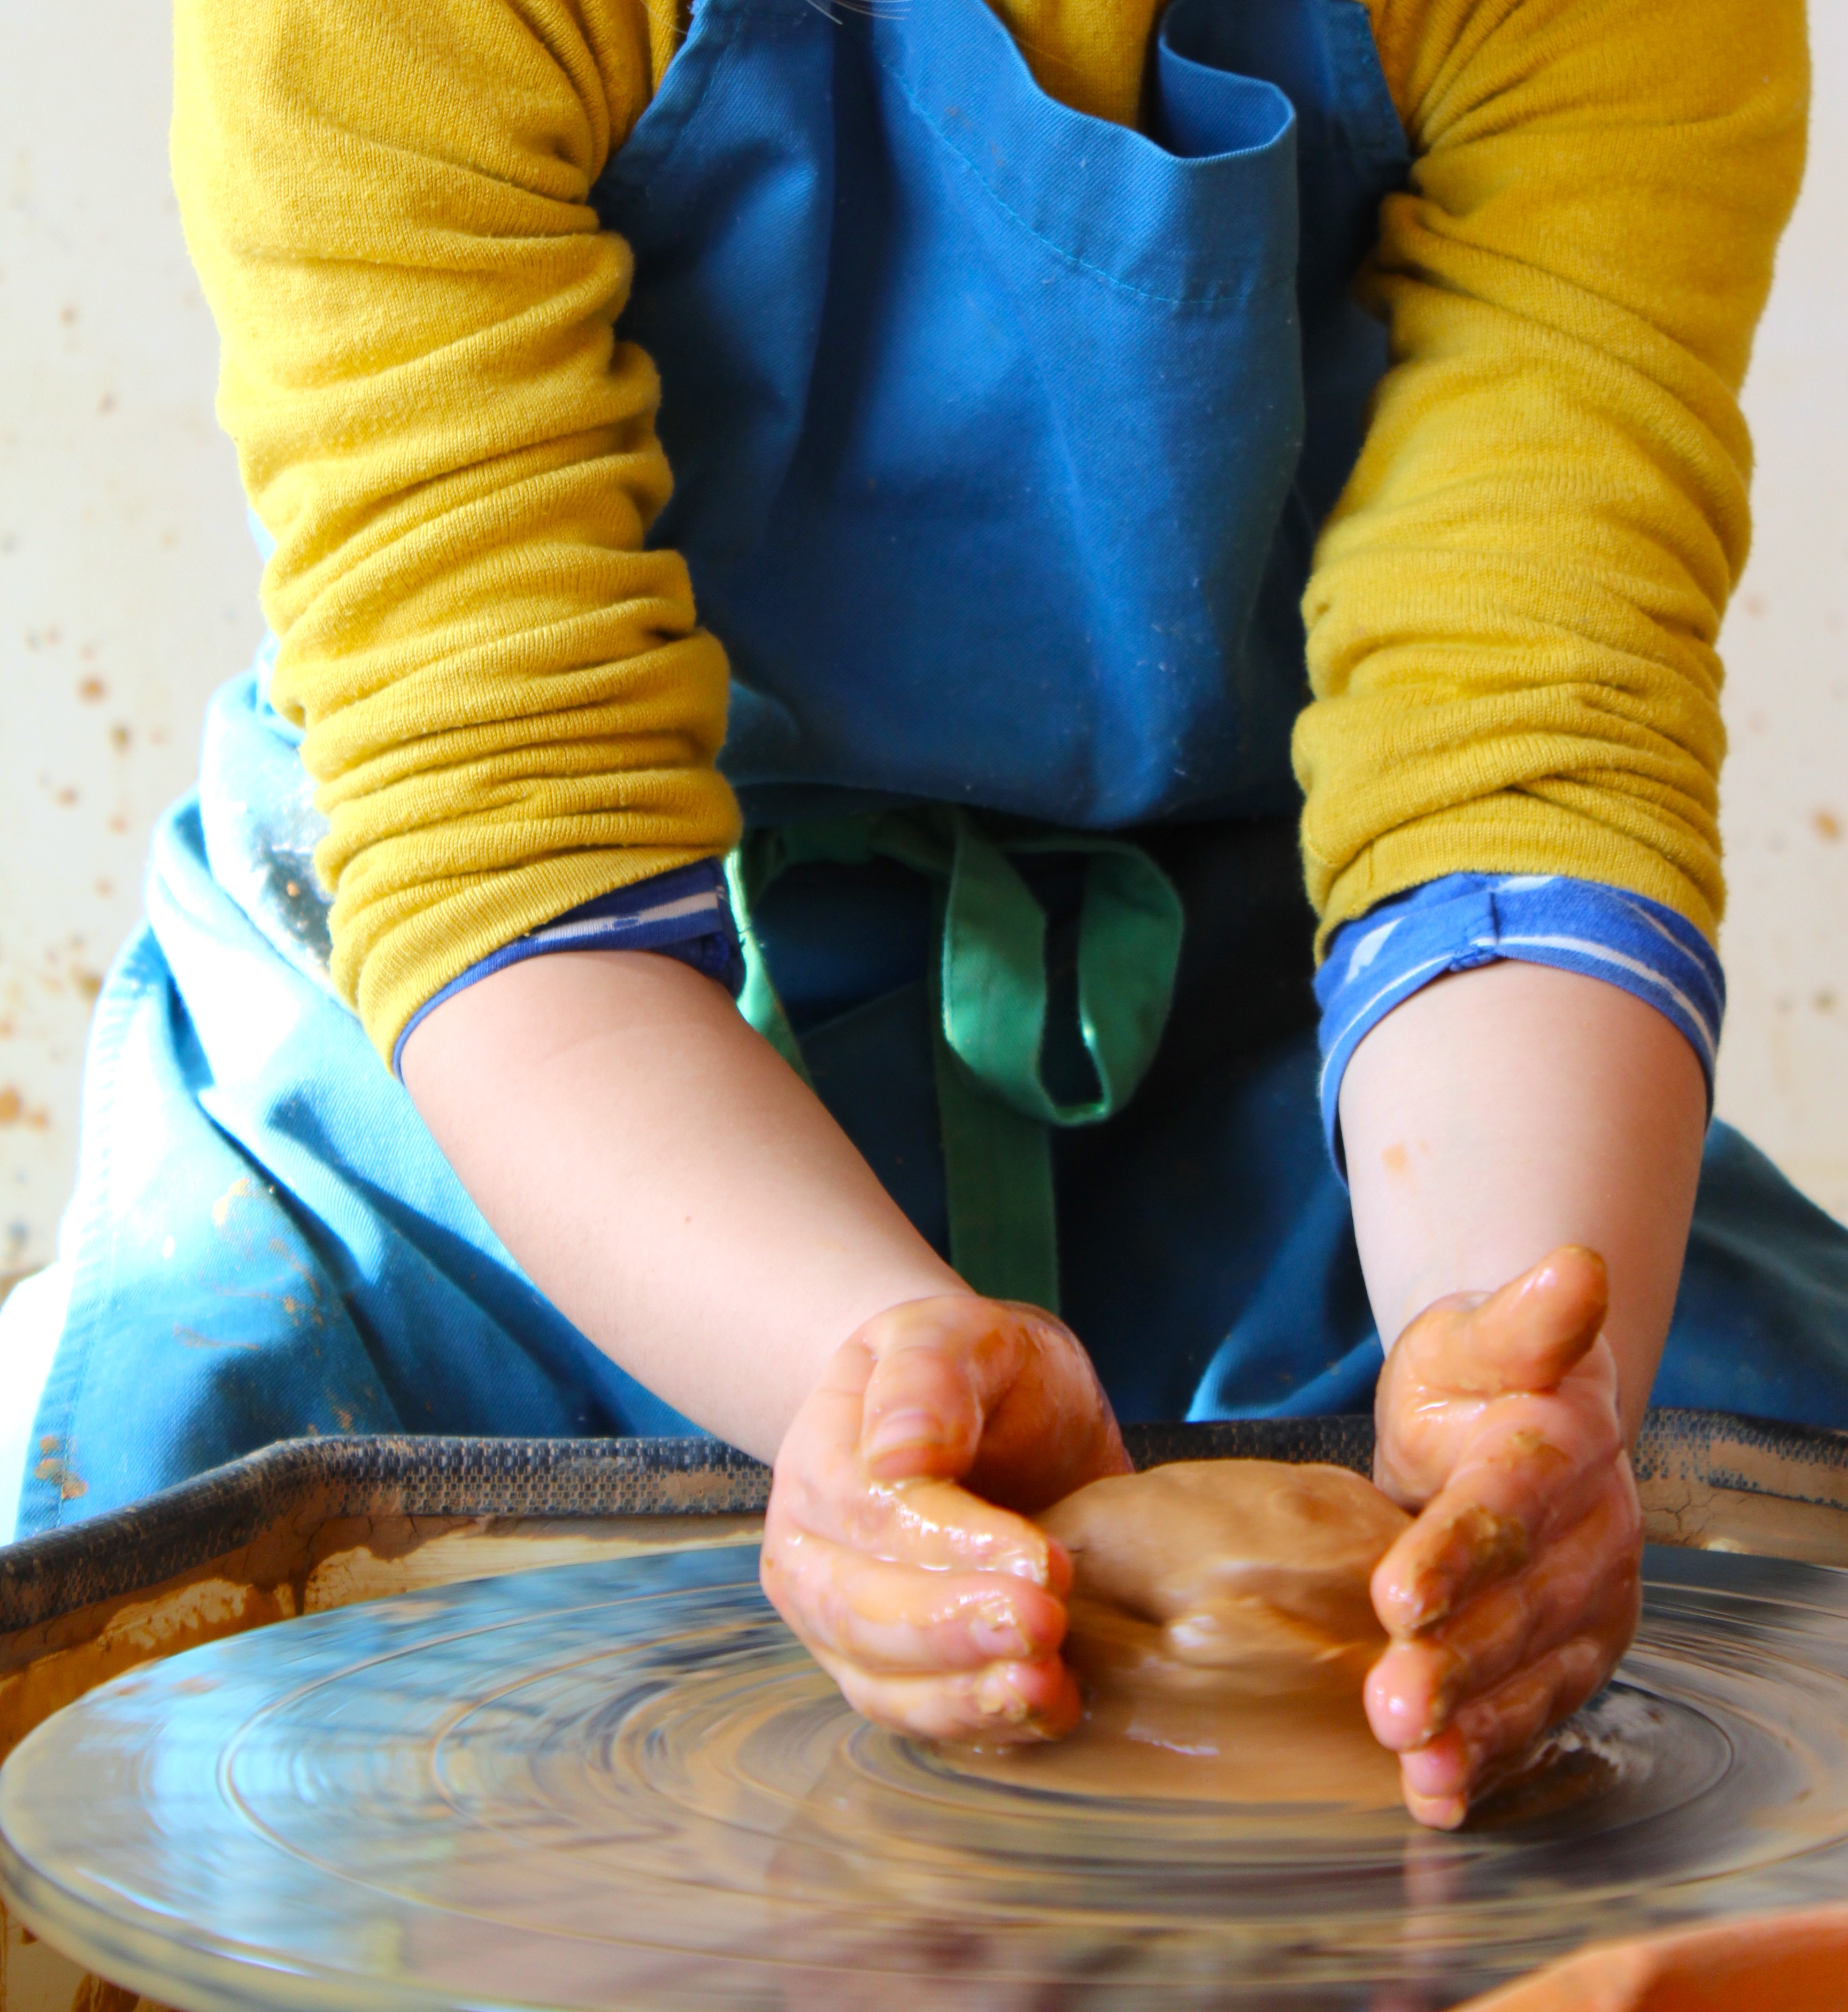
[5,1545,1848,2011]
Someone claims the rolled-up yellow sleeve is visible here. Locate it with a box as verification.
[172,0,740,1062]
[1296,0,1808,950]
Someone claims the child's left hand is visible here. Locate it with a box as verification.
[1364,1245,1643,1829]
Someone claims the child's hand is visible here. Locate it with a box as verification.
[761,1294,1131,1744]
[1365,1246,1643,1829]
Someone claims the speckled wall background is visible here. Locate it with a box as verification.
[2,2,1845,1291]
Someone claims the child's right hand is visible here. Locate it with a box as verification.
[761,1294,1131,1744]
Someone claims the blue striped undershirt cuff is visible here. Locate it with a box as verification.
[391,859,745,1079]
[1315,874,1724,1177]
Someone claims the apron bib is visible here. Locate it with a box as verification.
[599,0,1407,829]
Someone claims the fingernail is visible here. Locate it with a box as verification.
[864,1408,943,1462]
[1400,1582,1453,1634]
[1405,1507,1529,1630]
[1423,1653,1469,1743]
[1403,1727,1471,1798]
[1412,1793,1469,1832]
[976,1667,1033,1724]
[1379,1563,1449,1636]
[971,1606,1029,1660]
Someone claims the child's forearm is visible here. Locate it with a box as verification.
[1338,960,1710,1440]
[398,949,967,1460]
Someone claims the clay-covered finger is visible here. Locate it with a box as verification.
[774,1301,1009,1510]
[1396,1632,1615,1830]
[772,1346,1067,1585]
[961,1304,1133,1510]
[1374,1411,1630,1636]
[1365,1479,1641,1751]
[1391,1248,1610,1404]
[857,1297,1129,1510]
[777,1468,1072,1584]
[1367,1515,1637,1751]
[1373,1251,1616,1514]
[760,1531,1068,1674]
[807,1639,1083,1745]
[857,1297,1027,1482]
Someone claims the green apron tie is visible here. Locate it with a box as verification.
[728,810,1184,1310]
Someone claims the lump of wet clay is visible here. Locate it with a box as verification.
[938,1462,1412,1801]
[1037,1459,1411,1706]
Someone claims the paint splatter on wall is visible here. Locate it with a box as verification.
[1,3,265,1283]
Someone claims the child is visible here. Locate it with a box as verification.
[4,0,1838,1826]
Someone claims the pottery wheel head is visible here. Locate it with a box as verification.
[4,1544,1848,2011]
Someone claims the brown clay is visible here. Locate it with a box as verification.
[952,1460,1412,1803]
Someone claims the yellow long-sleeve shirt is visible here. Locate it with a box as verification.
[170,0,1807,1062]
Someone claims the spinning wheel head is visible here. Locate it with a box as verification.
[3,1542,1848,2009]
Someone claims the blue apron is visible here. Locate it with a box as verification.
[17,0,1848,1538]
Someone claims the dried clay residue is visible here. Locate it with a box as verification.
[303,1515,764,1613]
[0,1580,296,1768]
[0,1510,770,1769]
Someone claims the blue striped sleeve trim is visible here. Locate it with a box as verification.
[391,858,745,1078]
[1315,873,1725,1177]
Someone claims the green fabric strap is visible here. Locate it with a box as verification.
[728,810,1183,1311]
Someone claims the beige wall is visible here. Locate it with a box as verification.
[2,3,1845,1279]
[2,1,263,1279]
[1708,0,1848,1221]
